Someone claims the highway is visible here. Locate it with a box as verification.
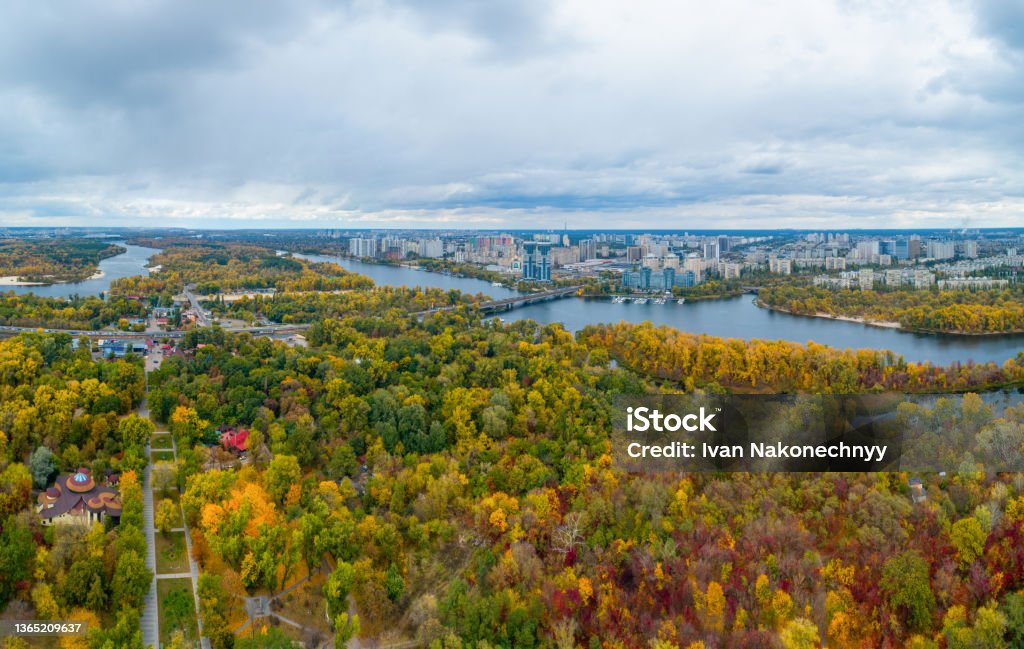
[0,284,313,339]
[0,323,311,339]
[0,286,576,338]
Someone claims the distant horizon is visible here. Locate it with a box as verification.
[2,225,1023,235]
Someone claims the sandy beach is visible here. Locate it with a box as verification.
[0,269,105,286]
[813,311,902,329]
[0,275,44,286]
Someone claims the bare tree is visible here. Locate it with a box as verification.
[552,512,585,558]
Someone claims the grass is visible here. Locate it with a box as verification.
[151,450,175,462]
[151,434,173,449]
[158,577,198,647]
[274,572,331,635]
[155,531,190,574]
[154,489,181,504]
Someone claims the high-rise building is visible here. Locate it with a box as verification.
[894,240,910,260]
[719,262,742,279]
[702,242,717,260]
[683,256,705,284]
[768,257,792,275]
[717,235,730,255]
[858,268,875,290]
[925,240,955,260]
[348,237,379,258]
[419,238,444,258]
[962,241,978,258]
[521,242,552,281]
[856,241,880,258]
[908,236,922,259]
[578,239,597,261]
[621,267,677,291]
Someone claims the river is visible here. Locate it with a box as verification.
[2,243,161,298]
[300,254,1024,366]
[8,246,1021,366]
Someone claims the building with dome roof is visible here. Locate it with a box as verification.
[36,467,122,526]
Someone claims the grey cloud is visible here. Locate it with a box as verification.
[0,0,1023,228]
[0,1,324,107]
[973,0,1024,51]
[387,0,564,57]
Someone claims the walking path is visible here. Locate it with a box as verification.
[155,431,211,649]
[140,444,159,648]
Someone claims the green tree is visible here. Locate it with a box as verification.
[29,446,56,488]
[334,613,360,648]
[950,516,987,568]
[111,550,152,610]
[0,516,34,606]
[118,414,155,450]
[1001,591,1024,647]
[155,498,179,536]
[324,562,356,618]
[385,563,405,602]
[170,406,209,448]
[264,455,301,504]
[780,617,820,649]
[880,551,936,632]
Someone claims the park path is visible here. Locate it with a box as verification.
[150,429,212,649]
[140,435,159,648]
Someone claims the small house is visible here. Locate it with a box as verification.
[909,477,927,504]
[220,427,250,454]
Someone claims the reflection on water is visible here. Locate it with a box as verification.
[12,246,1017,366]
[300,256,1024,365]
[3,244,161,298]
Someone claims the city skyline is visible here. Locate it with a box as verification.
[2,0,1024,229]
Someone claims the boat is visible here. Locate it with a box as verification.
[653,298,666,305]
[677,298,686,304]
[492,282,503,287]
[634,298,648,304]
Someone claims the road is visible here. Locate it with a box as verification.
[0,322,311,339]
[412,285,581,316]
[183,285,212,328]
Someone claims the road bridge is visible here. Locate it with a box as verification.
[413,285,582,317]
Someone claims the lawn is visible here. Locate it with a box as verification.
[274,572,332,636]
[151,450,175,462]
[155,531,190,574]
[158,577,198,647]
[151,434,173,449]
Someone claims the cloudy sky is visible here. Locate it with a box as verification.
[2,0,1023,229]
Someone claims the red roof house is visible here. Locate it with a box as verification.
[220,428,250,453]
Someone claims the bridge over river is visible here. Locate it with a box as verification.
[414,285,583,317]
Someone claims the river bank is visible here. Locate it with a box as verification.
[3,244,159,298]
[754,299,1024,337]
[0,276,45,286]
[0,267,107,288]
